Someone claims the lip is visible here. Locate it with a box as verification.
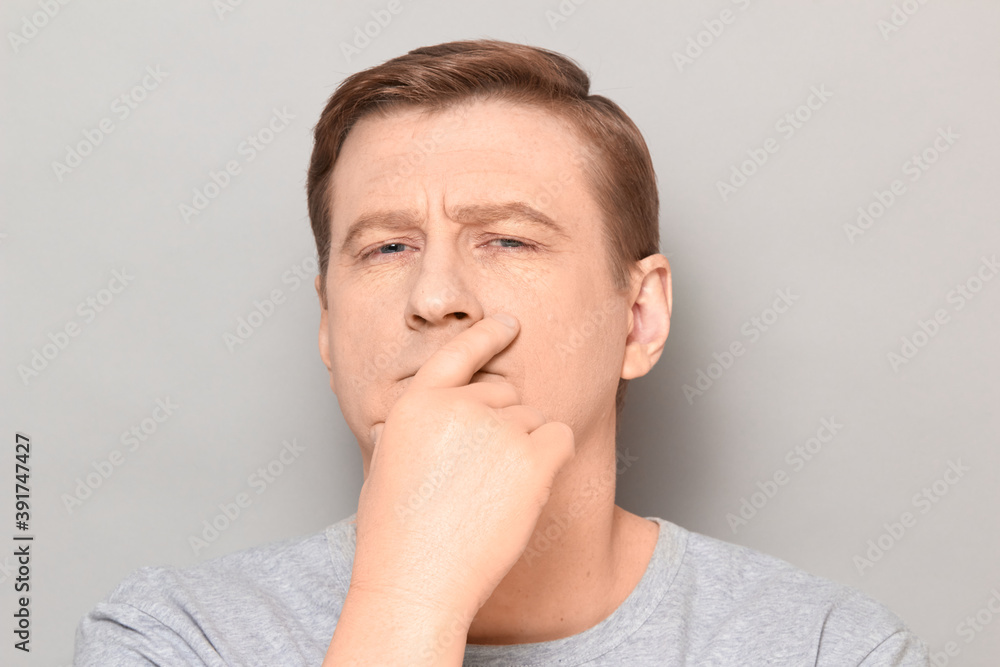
[399,360,502,380]
[399,369,501,382]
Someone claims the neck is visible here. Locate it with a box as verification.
[465,415,653,645]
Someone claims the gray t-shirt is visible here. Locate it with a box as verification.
[74,514,929,665]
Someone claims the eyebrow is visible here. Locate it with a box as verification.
[339,201,570,253]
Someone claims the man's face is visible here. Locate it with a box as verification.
[318,100,633,461]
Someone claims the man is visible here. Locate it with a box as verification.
[75,40,929,665]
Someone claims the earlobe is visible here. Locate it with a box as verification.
[664,258,673,322]
[620,254,672,381]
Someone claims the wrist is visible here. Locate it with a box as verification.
[345,577,478,625]
[329,584,475,666]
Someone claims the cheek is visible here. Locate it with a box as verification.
[334,319,404,380]
[328,299,380,382]
[329,296,417,397]
[563,302,627,378]
[523,303,624,392]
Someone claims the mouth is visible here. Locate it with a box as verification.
[399,370,502,384]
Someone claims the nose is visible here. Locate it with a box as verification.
[403,231,485,330]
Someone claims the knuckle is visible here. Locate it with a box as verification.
[526,405,547,423]
[495,381,520,402]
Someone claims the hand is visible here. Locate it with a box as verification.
[349,313,576,621]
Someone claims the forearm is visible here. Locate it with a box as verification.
[322,586,472,666]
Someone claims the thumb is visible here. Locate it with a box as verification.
[529,421,576,477]
[367,422,386,470]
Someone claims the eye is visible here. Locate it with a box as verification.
[360,242,410,260]
[488,238,533,249]
[358,237,537,263]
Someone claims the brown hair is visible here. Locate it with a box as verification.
[306,39,660,421]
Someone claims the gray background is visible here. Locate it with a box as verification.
[2,0,998,664]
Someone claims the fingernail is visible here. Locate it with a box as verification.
[492,313,517,328]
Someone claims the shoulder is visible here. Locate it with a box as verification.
[652,519,929,665]
[677,525,846,603]
[111,521,349,609]
[74,515,357,666]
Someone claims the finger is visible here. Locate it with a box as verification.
[496,404,547,433]
[409,314,519,391]
[459,380,520,409]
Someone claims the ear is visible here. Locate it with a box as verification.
[316,274,336,394]
[620,254,672,381]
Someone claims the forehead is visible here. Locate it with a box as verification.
[327,100,596,236]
